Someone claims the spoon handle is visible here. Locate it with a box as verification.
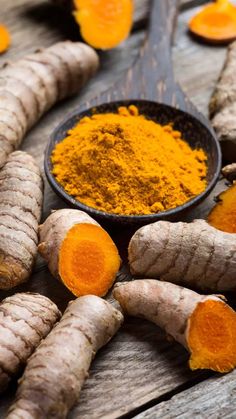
[87,0,210,129]
[125,0,180,102]
[98,0,185,105]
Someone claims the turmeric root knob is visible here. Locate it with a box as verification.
[188,299,236,373]
[73,0,133,49]
[59,223,120,296]
[39,209,120,297]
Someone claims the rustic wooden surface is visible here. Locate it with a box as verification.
[0,0,234,418]
[135,369,236,418]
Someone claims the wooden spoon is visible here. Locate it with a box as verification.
[46,0,221,226]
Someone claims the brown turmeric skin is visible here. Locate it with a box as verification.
[51,106,207,216]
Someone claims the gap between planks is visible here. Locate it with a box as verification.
[133,369,236,418]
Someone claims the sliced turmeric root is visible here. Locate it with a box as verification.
[113,280,236,373]
[189,0,236,44]
[59,223,120,296]
[73,0,133,49]
[208,183,236,233]
[188,299,236,373]
[0,24,10,53]
[39,210,120,298]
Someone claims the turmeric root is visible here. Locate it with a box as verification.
[38,209,120,297]
[0,151,44,289]
[222,163,236,182]
[7,295,123,418]
[113,279,236,373]
[0,41,99,168]
[0,25,11,54]
[128,219,236,291]
[209,41,236,161]
[52,0,133,50]
[208,183,236,233]
[189,0,236,44]
[0,292,61,392]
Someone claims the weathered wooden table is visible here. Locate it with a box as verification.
[0,1,235,418]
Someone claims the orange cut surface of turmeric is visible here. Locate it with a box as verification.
[188,299,236,373]
[0,24,11,53]
[59,223,120,297]
[189,0,236,43]
[73,0,133,49]
[208,183,236,233]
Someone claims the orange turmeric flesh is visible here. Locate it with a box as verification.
[188,299,236,373]
[208,183,236,233]
[73,0,133,49]
[189,0,236,43]
[0,24,11,53]
[59,223,120,297]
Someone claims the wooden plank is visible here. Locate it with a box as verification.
[134,370,236,418]
[180,0,209,9]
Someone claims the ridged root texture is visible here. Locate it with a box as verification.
[73,0,133,49]
[188,299,236,373]
[59,223,120,297]
[208,183,236,233]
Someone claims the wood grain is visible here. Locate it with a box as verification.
[134,370,236,418]
[0,1,234,418]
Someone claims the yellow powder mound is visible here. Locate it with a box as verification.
[51,106,207,215]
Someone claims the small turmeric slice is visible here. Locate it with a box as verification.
[189,0,236,44]
[0,24,10,53]
[73,0,133,49]
[59,223,120,296]
[208,183,236,233]
[188,299,236,373]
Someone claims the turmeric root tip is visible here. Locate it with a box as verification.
[59,223,120,297]
[73,0,133,49]
[208,183,236,233]
[188,299,236,373]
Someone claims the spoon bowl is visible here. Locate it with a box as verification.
[45,99,221,226]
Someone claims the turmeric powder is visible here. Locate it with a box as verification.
[51,106,207,216]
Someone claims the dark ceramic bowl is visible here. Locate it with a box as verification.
[45,100,221,226]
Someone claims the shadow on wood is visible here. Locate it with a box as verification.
[20,1,82,42]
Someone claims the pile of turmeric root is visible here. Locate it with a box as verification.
[0,25,236,419]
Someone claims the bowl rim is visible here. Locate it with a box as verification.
[45,99,222,223]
